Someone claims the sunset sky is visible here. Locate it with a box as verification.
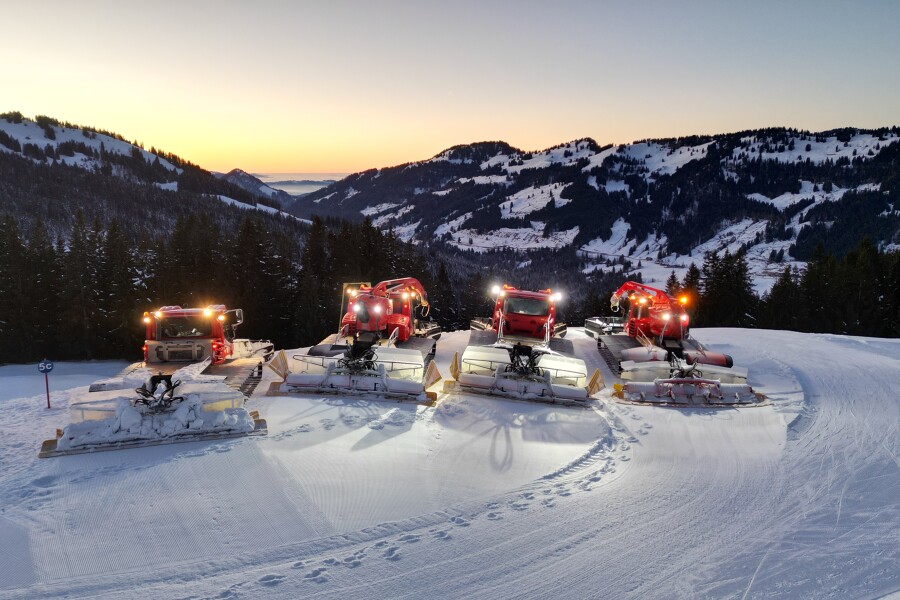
[3,0,898,173]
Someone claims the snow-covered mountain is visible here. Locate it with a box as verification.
[0,112,296,223]
[290,128,900,291]
[216,168,296,206]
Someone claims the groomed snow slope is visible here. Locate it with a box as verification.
[0,329,897,599]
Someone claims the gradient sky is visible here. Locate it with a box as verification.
[3,0,899,173]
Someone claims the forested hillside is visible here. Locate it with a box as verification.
[2,114,899,365]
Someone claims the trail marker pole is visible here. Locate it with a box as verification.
[38,359,54,409]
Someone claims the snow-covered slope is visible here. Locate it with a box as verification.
[0,114,181,174]
[290,128,900,293]
[0,328,896,598]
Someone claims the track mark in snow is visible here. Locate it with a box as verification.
[398,533,421,543]
[487,512,504,520]
[382,546,401,561]
[303,567,328,583]
[449,516,470,527]
[270,424,313,441]
[430,529,452,540]
[257,574,286,586]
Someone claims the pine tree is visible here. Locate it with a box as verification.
[760,266,802,331]
[799,244,838,333]
[59,210,99,358]
[26,221,61,359]
[96,219,140,358]
[665,270,680,296]
[0,216,30,362]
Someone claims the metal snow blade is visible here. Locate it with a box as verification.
[444,343,603,407]
[613,378,767,407]
[39,412,267,458]
[266,349,438,403]
[39,375,266,459]
[615,357,767,407]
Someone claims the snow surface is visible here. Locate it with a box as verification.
[731,132,899,165]
[500,183,570,218]
[434,212,472,237]
[215,195,309,223]
[0,329,897,598]
[450,225,579,253]
[748,180,881,211]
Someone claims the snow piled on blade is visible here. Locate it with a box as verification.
[56,395,254,450]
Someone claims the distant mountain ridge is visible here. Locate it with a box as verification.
[0,111,293,218]
[216,168,295,205]
[0,111,302,240]
[287,127,900,290]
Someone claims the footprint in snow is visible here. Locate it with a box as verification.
[258,574,286,586]
[343,555,363,568]
[398,534,421,543]
[291,560,306,569]
[31,475,57,488]
[521,492,535,500]
[319,419,335,430]
[541,498,556,508]
[431,530,452,541]
[373,540,389,548]
[304,567,328,583]
[485,501,501,510]
[486,512,503,520]
[323,557,339,566]
[449,516,470,527]
[382,546,401,561]
[508,502,529,511]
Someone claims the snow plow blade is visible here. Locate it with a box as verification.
[267,349,438,403]
[613,379,767,407]
[40,374,266,458]
[620,360,749,384]
[442,350,601,407]
[39,417,267,458]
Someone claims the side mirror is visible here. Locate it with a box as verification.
[226,309,244,326]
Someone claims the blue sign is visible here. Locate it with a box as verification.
[38,360,54,374]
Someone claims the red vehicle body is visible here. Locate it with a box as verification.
[611,282,732,368]
[488,284,563,342]
[341,278,432,343]
[142,305,244,365]
[610,282,690,341]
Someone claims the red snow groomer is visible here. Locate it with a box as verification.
[609,281,732,368]
[143,305,273,365]
[588,281,765,406]
[445,284,602,406]
[341,278,441,345]
[269,278,442,401]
